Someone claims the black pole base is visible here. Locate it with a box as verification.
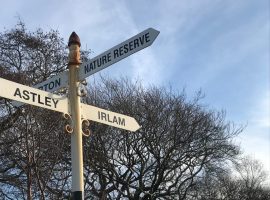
[72,191,83,200]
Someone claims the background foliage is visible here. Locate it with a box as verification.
[0,22,269,200]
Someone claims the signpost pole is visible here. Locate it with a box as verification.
[68,32,84,200]
[0,27,157,199]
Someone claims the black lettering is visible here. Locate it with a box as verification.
[145,32,150,43]
[90,62,95,70]
[108,114,113,123]
[93,60,98,68]
[84,64,90,74]
[38,94,44,105]
[133,38,139,49]
[114,49,119,58]
[43,83,48,91]
[55,78,61,88]
[22,90,30,100]
[85,63,94,74]
[119,46,124,56]
[124,44,129,54]
[98,111,101,119]
[101,112,107,121]
[96,58,102,67]
[45,97,51,107]
[107,53,111,62]
[102,55,107,64]
[118,117,125,126]
[139,35,145,45]
[113,116,118,124]
[49,82,54,90]
[14,88,22,98]
[30,92,37,102]
[129,41,134,51]
[52,99,59,108]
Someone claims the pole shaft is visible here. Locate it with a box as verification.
[68,32,83,200]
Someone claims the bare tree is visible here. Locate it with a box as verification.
[82,77,242,199]
[0,20,93,199]
[2,22,266,200]
[0,21,73,199]
[235,156,269,200]
[192,156,270,200]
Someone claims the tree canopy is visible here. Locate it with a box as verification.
[0,22,268,200]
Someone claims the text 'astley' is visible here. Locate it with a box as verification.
[13,88,59,108]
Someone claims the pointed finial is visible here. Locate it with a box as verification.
[68,32,81,47]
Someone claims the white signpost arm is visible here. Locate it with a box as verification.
[0,77,69,113]
[78,28,160,80]
[11,71,69,107]
[68,32,84,200]
[81,103,140,132]
[0,28,158,199]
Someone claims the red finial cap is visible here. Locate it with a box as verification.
[68,32,81,47]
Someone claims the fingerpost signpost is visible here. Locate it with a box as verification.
[0,28,159,199]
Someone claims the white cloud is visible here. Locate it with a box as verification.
[236,90,270,179]
[237,126,270,180]
[130,49,163,86]
[250,92,270,128]
[0,0,269,180]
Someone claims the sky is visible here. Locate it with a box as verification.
[0,0,269,181]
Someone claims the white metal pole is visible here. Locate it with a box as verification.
[68,32,84,200]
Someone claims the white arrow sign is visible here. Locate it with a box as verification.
[34,71,69,93]
[79,28,159,80]
[11,71,69,107]
[0,77,69,113]
[81,103,140,132]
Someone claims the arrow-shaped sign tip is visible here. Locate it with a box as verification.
[132,124,141,132]
[149,28,160,41]
[149,27,160,33]
[125,119,141,132]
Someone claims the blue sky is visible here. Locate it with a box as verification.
[0,0,269,179]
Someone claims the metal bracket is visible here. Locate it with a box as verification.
[77,80,87,97]
[80,79,87,86]
[63,113,92,137]
[63,113,91,137]
[82,118,91,137]
[63,113,74,134]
